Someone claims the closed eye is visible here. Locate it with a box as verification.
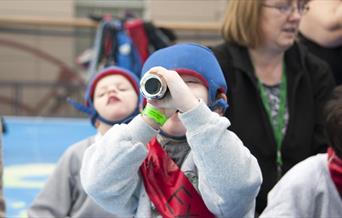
[118,87,129,91]
[185,80,201,85]
[96,92,106,97]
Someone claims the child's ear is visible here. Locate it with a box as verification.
[213,93,228,116]
[95,119,100,128]
[139,104,144,113]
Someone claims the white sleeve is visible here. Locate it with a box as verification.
[260,157,319,218]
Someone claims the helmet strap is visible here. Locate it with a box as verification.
[209,98,229,114]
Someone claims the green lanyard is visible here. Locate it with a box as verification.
[258,64,287,179]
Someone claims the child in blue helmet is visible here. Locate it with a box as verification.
[81,43,262,217]
[27,66,140,218]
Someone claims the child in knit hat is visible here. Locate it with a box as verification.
[81,43,262,218]
[27,66,140,218]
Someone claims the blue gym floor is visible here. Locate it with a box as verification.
[3,116,96,218]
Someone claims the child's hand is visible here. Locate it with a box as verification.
[145,66,200,113]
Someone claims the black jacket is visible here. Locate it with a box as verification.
[298,32,342,85]
[212,42,335,213]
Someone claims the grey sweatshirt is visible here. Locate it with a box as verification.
[261,153,342,218]
[81,101,262,218]
[27,135,117,218]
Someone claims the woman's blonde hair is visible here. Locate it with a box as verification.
[221,0,263,48]
[221,0,311,48]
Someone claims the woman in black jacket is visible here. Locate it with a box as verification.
[212,0,335,214]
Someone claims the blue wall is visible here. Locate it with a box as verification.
[2,116,96,218]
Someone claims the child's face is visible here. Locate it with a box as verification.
[93,74,138,122]
[161,74,208,137]
[181,74,208,104]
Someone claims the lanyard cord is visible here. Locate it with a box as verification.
[258,63,287,179]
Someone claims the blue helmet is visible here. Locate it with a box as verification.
[141,43,228,112]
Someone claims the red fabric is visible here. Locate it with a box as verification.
[140,137,215,218]
[124,19,149,63]
[328,147,342,196]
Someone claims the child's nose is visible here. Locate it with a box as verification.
[107,86,118,94]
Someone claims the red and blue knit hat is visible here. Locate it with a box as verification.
[68,66,140,126]
[141,43,228,112]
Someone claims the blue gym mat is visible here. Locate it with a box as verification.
[2,116,96,218]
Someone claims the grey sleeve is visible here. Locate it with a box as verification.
[180,101,263,217]
[27,146,77,218]
[80,115,157,217]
